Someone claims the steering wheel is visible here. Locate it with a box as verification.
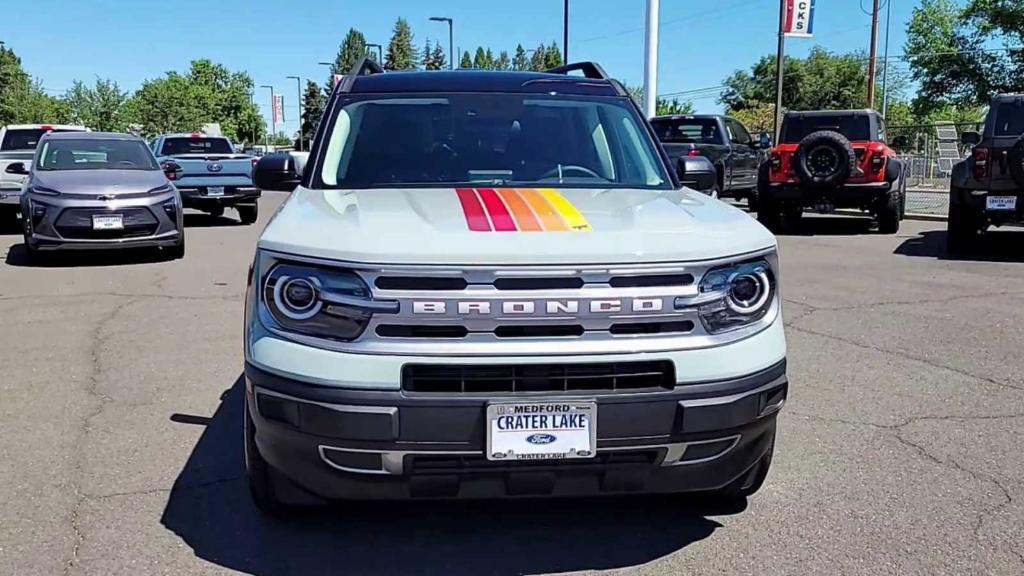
[540,164,603,180]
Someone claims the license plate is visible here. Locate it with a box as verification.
[207,186,225,197]
[92,214,124,230]
[486,401,596,461]
[986,196,1017,211]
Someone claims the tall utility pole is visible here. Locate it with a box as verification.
[563,0,569,62]
[643,0,659,118]
[880,0,893,118]
[286,76,303,151]
[773,0,787,142]
[866,0,881,109]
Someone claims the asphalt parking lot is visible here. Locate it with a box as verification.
[1,193,1022,576]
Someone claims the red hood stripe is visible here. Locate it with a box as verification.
[476,188,517,231]
[455,188,491,231]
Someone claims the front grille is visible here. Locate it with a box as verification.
[402,361,675,394]
[408,450,660,474]
[54,207,159,239]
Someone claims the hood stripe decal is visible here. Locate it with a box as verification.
[455,188,491,231]
[456,188,590,232]
[476,188,517,231]
[499,188,543,231]
[516,188,568,231]
[539,188,593,232]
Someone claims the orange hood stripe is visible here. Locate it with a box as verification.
[498,188,543,231]
[517,188,568,231]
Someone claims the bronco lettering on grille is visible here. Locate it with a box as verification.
[410,298,665,316]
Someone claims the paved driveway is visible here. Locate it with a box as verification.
[0,198,1021,575]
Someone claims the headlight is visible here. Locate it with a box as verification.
[694,259,776,334]
[27,185,60,196]
[148,184,175,195]
[261,262,398,341]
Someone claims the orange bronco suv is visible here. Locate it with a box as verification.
[756,109,906,233]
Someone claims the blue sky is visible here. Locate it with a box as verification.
[6,0,917,136]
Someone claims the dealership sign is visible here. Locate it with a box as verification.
[783,0,815,37]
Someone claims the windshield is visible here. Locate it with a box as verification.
[650,118,722,144]
[316,94,670,189]
[37,139,159,171]
[1,128,82,151]
[160,137,234,156]
[781,114,872,143]
[992,101,1024,137]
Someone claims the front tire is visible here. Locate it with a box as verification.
[946,199,978,253]
[757,194,781,231]
[876,189,902,234]
[238,204,259,225]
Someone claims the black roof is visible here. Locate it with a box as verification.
[784,109,880,117]
[347,69,623,97]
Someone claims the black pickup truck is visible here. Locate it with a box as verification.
[650,114,768,204]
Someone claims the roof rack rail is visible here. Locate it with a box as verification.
[337,57,385,94]
[545,61,611,80]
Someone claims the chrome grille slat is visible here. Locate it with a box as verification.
[403,361,675,394]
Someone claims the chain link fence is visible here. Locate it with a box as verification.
[886,122,984,216]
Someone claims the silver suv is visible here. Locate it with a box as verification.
[9,132,185,261]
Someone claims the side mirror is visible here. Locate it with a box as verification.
[253,152,301,192]
[960,131,981,145]
[161,161,183,181]
[4,162,29,175]
[291,151,309,177]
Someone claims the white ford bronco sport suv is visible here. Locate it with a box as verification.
[245,60,787,515]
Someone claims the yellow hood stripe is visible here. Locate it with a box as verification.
[538,188,592,232]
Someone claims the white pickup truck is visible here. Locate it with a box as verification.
[0,124,88,221]
[242,60,787,515]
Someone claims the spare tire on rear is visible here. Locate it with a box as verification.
[793,130,856,189]
[1007,135,1024,188]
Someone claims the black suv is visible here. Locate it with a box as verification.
[948,94,1024,252]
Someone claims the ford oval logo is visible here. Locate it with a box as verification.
[526,433,556,445]
[207,162,223,172]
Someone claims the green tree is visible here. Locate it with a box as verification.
[459,51,472,69]
[494,51,511,71]
[625,85,695,117]
[485,48,495,69]
[64,78,132,132]
[297,80,324,149]
[130,60,263,143]
[728,100,776,134]
[721,47,868,112]
[530,44,547,71]
[0,46,69,125]
[544,42,563,69]
[512,44,529,71]
[385,17,417,71]
[431,43,447,71]
[328,29,367,93]
[422,39,435,70]
[472,47,488,69]
[904,0,1023,114]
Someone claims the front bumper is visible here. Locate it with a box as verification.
[24,191,184,251]
[245,359,786,500]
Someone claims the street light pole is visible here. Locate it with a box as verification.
[866,0,881,108]
[260,84,274,149]
[773,0,787,143]
[366,43,383,62]
[880,0,893,118]
[286,76,303,151]
[429,17,454,70]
